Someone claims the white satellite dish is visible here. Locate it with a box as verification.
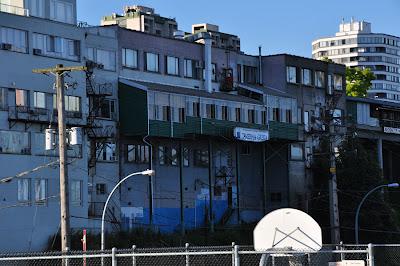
[254,208,322,252]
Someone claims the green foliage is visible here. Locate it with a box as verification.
[320,56,334,63]
[47,225,255,251]
[310,135,400,243]
[346,67,375,97]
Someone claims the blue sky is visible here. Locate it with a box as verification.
[77,0,400,57]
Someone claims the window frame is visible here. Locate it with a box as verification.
[166,56,179,76]
[145,52,159,73]
[122,48,138,69]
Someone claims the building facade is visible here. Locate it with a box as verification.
[312,19,400,102]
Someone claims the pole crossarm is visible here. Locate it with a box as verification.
[33,65,87,74]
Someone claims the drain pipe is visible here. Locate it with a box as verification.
[204,35,213,93]
[258,46,263,85]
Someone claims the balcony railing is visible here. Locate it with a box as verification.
[0,3,29,17]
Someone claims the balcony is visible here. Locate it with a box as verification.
[0,3,29,17]
[8,106,85,128]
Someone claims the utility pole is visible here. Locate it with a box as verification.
[33,64,86,252]
[329,119,341,244]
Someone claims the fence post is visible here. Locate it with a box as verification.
[185,243,190,266]
[112,247,117,266]
[340,241,345,261]
[132,245,136,266]
[234,245,240,266]
[368,243,374,266]
[231,242,235,266]
[64,246,69,266]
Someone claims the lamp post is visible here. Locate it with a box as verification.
[355,182,399,244]
[101,169,155,251]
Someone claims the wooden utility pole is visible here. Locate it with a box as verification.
[33,64,86,252]
[329,120,341,244]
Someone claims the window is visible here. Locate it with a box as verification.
[302,68,312,86]
[97,142,116,161]
[248,109,255,123]
[235,108,241,122]
[194,149,209,167]
[237,64,242,83]
[127,144,149,164]
[50,0,74,24]
[0,130,30,154]
[334,74,343,90]
[33,92,46,109]
[272,108,280,122]
[93,98,115,119]
[71,180,82,206]
[315,71,325,88]
[0,27,28,53]
[33,33,79,60]
[183,147,189,167]
[28,0,45,18]
[327,74,333,94]
[161,106,171,121]
[290,144,303,160]
[184,59,197,78]
[212,63,217,81]
[221,106,228,120]
[122,48,138,68]
[96,49,116,71]
[64,95,80,112]
[178,107,185,123]
[285,110,292,123]
[96,183,106,195]
[193,102,200,117]
[0,88,6,110]
[166,56,179,75]
[159,146,178,166]
[145,52,159,72]
[34,179,47,204]
[261,110,267,125]
[243,65,257,84]
[286,66,297,83]
[18,179,30,202]
[304,111,310,131]
[15,89,28,107]
[206,104,216,119]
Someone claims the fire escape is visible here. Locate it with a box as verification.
[85,61,116,171]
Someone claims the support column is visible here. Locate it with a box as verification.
[208,140,214,232]
[377,138,383,176]
[179,142,185,235]
[262,143,267,214]
[235,142,240,223]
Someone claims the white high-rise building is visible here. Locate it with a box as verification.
[312,19,400,102]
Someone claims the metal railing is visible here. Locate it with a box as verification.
[0,3,29,16]
[0,243,394,266]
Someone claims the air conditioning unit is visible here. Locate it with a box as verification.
[33,48,42,55]
[97,63,104,70]
[1,43,12,50]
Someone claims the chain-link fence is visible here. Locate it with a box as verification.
[0,243,398,265]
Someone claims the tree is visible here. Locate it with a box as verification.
[346,67,375,97]
[309,135,400,243]
[320,56,334,63]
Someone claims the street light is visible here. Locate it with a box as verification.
[101,169,155,251]
[355,182,399,244]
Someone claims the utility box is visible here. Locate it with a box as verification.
[69,127,82,145]
[329,261,365,266]
[45,129,56,150]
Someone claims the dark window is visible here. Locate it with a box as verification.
[194,149,209,167]
[96,184,106,195]
[235,108,241,122]
[221,106,228,120]
[127,144,149,164]
[206,104,216,119]
[193,102,200,117]
[248,109,255,123]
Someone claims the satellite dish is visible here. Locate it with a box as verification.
[254,208,322,252]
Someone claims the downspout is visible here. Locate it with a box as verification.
[204,35,213,93]
[258,46,263,85]
[143,95,154,226]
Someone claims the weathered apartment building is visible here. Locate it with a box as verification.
[0,1,348,251]
[0,0,119,251]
